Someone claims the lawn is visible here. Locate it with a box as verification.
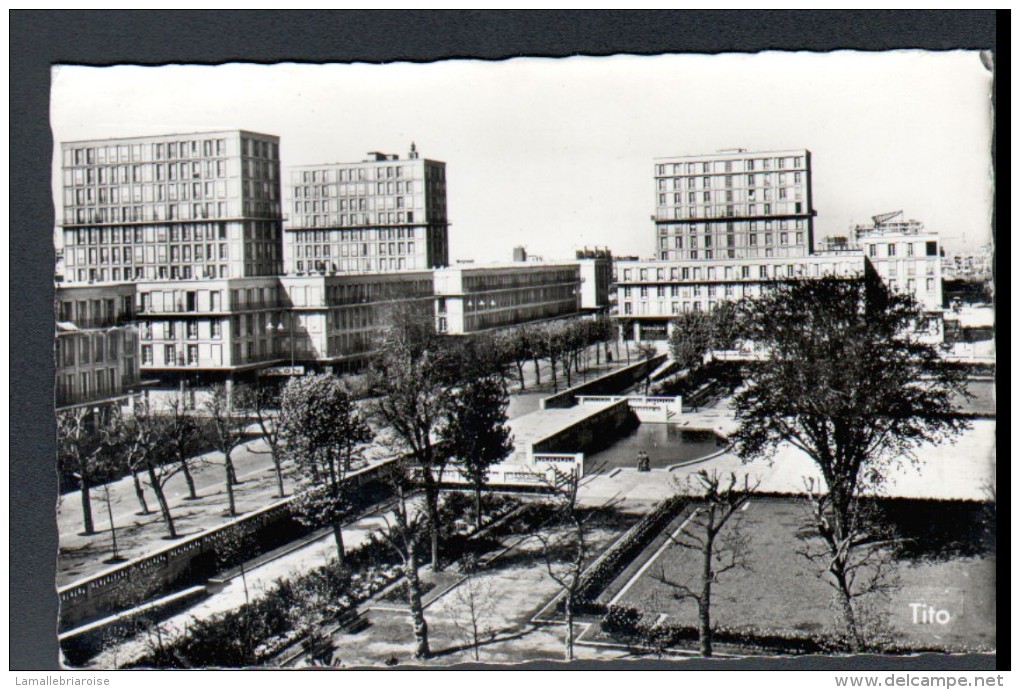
[611,497,995,652]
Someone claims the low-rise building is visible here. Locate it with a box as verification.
[55,283,141,410]
[433,263,582,335]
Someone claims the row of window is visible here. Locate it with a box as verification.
[56,367,134,406]
[658,202,806,221]
[656,172,804,192]
[293,163,421,184]
[658,187,802,204]
[56,296,134,327]
[460,269,578,293]
[866,241,939,258]
[65,222,279,246]
[655,156,805,176]
[658,232,806,250]
[620,261,860,283]
[56,329,135,367]
[64,199,281,225]
[64,137,277,167]
[658,219,806,235]
[292,211,420,228]
[293,194,421,214]
[294,179,422,198]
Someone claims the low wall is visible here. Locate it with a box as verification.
[534,399,632,455]
[577,395,682,423]
[541,354,669,410]
[57,454,400,630]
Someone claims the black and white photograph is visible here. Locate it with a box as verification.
[44,42,995,672]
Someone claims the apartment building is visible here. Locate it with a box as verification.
[433,263,582,335]
[55,283,141,410]
[283,144,449,275]
[60,130,283,284]
[653,149,815,262]
[858,221,944,313]
[615,254,865,340]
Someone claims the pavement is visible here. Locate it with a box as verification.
[58,346,633,587]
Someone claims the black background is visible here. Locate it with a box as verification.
[10,10,1002,671]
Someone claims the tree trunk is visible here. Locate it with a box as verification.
[272,452,286,498]
[146,465,177,539]
[549,355,558,392]
[224,452,237,517]
[80,471,95,535]
[332,522,346,566]
[131,469,151,514]
[515,361,526,390]
[475,485,484,531]
[423,477,442,572]
[532,357,542,386]
[180,456,197,499]
[700,540,713,657]
[228,456,240,485]
[405,548,431,659]
[564,594,574,661]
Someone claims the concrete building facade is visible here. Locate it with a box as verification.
[60,130,283,284]
[433,263,582,335]
[55,283,141,410]
[653,149,815,262]
[283,145,449,275]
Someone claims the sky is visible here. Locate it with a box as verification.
[51,52,994,262]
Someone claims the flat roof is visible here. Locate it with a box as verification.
[61,129,280,146]
[654,148,810,161]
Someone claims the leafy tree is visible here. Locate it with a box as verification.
[730,276,969,650]
[652,471,757,657]
[499,326,532,390]
[204,384,249,518]
[668,301,744,372]
[235,381,288,499]
[278,373,372,565]
[372,309,455,572]
[441,375,514,530]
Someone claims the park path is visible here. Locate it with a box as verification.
[58,346,635,586]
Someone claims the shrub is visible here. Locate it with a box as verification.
[601,605,643,635]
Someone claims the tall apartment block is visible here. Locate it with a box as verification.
[653,149,814,261]
[60,130,283,284]
[283,144,449,275]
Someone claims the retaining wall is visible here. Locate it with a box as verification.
[57,455,400,630]
[541,354,669,410]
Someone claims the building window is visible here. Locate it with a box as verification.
[888,243,896,257]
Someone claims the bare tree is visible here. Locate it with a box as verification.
[161,395,201,500]
[236,381,288,499]
[116,403,180,539]
[533,466,603,661]
[651,470,757,657]
[204,384,249,518]
[449,557,497,661]
[57,407,108,535]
